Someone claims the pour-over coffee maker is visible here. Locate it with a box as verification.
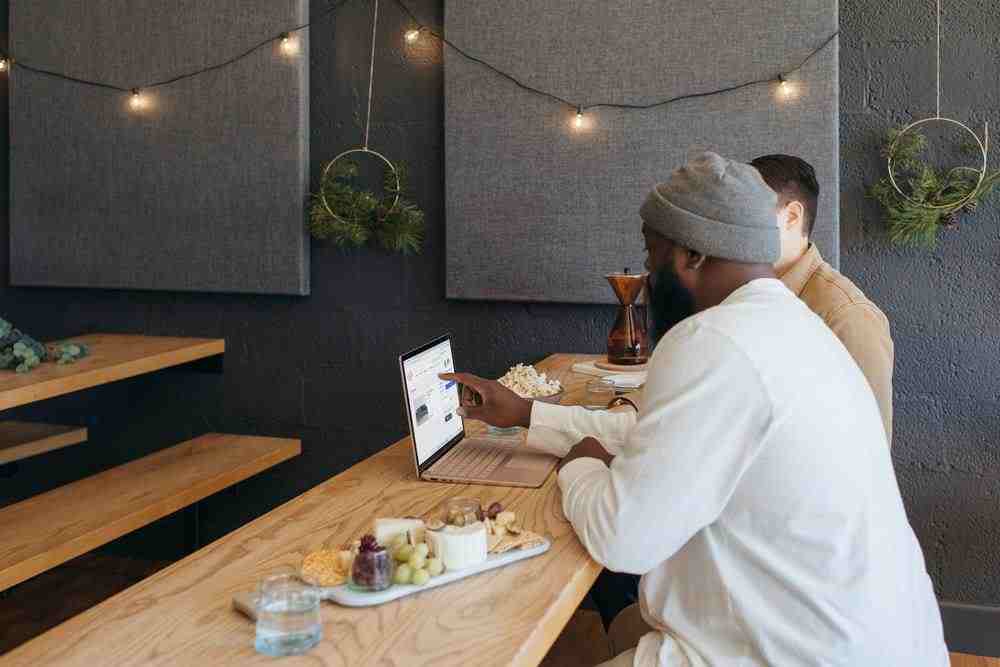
[605,268,649,366]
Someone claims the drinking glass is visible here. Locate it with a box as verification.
[584,378,617,409]
[254,573,322,656]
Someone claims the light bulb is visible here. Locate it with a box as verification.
[0,58,8,73]
[405,28,421,43]
[129,88,144,111]
[777,76,795,100]
[574,108,584,129]
[279,33,299,56]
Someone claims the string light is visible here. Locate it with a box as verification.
[129,88,145,111]
[279,32,299,56]
[0,0,834,124]
[776,74,796,100]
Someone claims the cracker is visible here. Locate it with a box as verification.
[301,549,351,587]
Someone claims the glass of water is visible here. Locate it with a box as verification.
[254,573,322,657]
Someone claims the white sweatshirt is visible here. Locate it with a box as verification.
[548,279,947,666]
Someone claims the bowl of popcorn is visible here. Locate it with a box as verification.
[498,364,563,403]
[489,364,563,435]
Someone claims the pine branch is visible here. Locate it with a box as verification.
[308,158,425,254]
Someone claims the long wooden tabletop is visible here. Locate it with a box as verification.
[0,334,225,412]
[4,354,603,666]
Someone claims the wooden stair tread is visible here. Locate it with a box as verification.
[951,654,1000,666]
[0,421,88,465]
[0,433,300,591]
[0,334,225,411]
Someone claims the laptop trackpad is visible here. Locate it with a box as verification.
[463,436,555,473]
[463,436,555,471]
[504,450,557,472]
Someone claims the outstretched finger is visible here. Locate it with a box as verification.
[456,403,486,421]
[439,372,489,394]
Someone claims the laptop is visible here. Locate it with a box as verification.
[399,334,559,488]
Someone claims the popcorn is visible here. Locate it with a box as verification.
[498,364,562,398]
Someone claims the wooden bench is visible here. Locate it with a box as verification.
[0,421,88,465]
[0,334,225,412]
[952,654,1000,666]
[0,433,300,592]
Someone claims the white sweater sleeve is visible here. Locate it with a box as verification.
[557,322,773,574]
[526,402,638,457]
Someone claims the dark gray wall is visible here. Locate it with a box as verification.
[2,0,999,604]
[840,0,1000,604]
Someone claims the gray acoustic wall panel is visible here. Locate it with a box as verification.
[10,0,309,295]
[445,0,838,304]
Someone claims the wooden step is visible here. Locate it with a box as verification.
[0,334,225,411]
[952,654,1000,666]
[0,421,88,465]
[0,433,300,592]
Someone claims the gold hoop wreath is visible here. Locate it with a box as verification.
[886,116,990,211]
[320,0,400,224]
[884,0,992,212]
[319,147,401,223]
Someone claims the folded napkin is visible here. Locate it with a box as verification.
[572,361,647,388]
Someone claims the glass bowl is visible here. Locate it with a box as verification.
[485,391,563,436]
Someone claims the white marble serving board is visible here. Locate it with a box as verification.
[322,539,551,607]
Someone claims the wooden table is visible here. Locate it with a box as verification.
[4,354,603,666]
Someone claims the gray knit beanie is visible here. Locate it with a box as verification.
[639,151,780,263]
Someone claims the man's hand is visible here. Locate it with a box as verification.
[558,437,614,472]
[439,372,533,428]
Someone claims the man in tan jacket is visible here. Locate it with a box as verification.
[751,154,893,444]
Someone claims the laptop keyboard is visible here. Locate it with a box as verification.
[434,443,508,479]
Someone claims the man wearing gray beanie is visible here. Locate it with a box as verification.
[446,152,946,666]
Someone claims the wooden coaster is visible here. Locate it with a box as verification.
[594,359,648,372]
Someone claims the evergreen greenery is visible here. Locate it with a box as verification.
[308,158,425,254]
[0,317,90,374]
[868,127,1000,247]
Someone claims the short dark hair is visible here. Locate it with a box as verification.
[750,154,820,237]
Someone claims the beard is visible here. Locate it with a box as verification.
[647,264,697,344]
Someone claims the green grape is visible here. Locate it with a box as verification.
[393,564,413,585]
[414,543,429,558]
[393,544,414,563]
[390,534,408,549]
[426,558,443,577]
[408,553,426,570]
[411,569,430,586]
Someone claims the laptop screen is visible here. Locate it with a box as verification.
[401,336,464,466]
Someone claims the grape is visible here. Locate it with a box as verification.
[390,534,408,549]
[414,543,429,558]
[411,569,430,586]
[394,544,414,563]
[393,564,413,585]
[408,553,427,570]
[426,558,443,577]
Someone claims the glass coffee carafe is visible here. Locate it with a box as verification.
[605,269,650,365]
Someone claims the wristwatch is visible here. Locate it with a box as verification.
[606,396,639,412]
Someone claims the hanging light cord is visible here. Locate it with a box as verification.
[1,0,837,112]
[393,0,838,113]
[936,0,941,118]
[363,0,379,149]
[0,0,351,93]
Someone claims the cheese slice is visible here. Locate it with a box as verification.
[374,518,426,546]
[427,522,488,571]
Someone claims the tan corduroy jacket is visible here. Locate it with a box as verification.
[778,244,894,444]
